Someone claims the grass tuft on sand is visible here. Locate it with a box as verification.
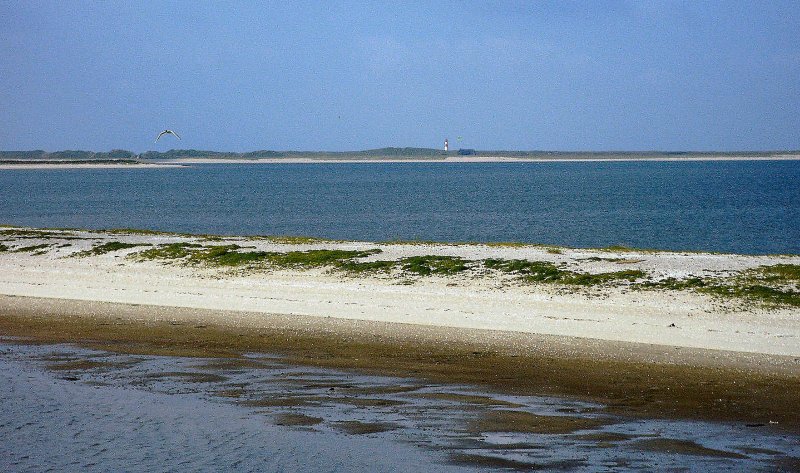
[264,249,382,268]
[639,264,800,308]
[134,242,204,260]
[485,258,645,285]
[12,244,51,254]
[133,243,383,270]
[74,241,152,257]
[399,255,472,276]
[751,264,800,284]
[0,229,75,239]
[335,259,396,274]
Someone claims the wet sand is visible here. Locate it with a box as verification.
[1,347,457,472]
[1,296,798,433]
[9,339,798,471]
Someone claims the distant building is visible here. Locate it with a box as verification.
[444,139,449,152]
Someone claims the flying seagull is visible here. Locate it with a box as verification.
[155,129,181,142]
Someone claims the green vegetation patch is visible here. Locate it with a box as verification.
[638,265,800,308]
[335,259,397,274]
[641,277,708,291]
[399,255,472,276]
[484,258,645,286]
[751,264,800,284]
[12,244,51,254]
[186,244,269,266]
[134,242,204,260]
[0,229,77,240]
[580,256,633,263]
[0,243,8,252]
[603,245,635,252]
[125,240,799,306]
[134,243,382,270]
[702,284,800,307]
[485,259,565,282]
[565,270,646,286]
[735,264,800,306]
[74,241,152,257]
[264,249,381,268]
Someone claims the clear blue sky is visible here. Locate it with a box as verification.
[1,1,798,152]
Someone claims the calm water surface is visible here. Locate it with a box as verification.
[1,161,798,254]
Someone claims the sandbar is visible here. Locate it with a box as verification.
[1,226,798,429]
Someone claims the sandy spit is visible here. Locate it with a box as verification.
[0,227,798,361]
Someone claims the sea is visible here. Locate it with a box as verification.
[0,160,798,254]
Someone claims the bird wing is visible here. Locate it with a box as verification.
[155,130,168,142]
[171,130,181,140]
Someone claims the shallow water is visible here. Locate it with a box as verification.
[1,160,799,254]
[1,341,797,472]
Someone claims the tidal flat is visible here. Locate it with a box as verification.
[2,338,798,472]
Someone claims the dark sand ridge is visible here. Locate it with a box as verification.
[1,295,798,433]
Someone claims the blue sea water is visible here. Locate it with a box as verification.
[1,160,798,254]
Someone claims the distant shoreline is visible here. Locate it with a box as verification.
[0,161,184,169]
[162,154,800,164]
[3,148,800,168]
[3,155,800,168]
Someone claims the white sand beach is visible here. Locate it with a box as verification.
[1,227,798,362]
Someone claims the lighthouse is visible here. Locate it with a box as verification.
[444,139,449,152]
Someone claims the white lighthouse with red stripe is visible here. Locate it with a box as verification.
[444,138,449,152]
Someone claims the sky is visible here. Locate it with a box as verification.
[1,1,798,152]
